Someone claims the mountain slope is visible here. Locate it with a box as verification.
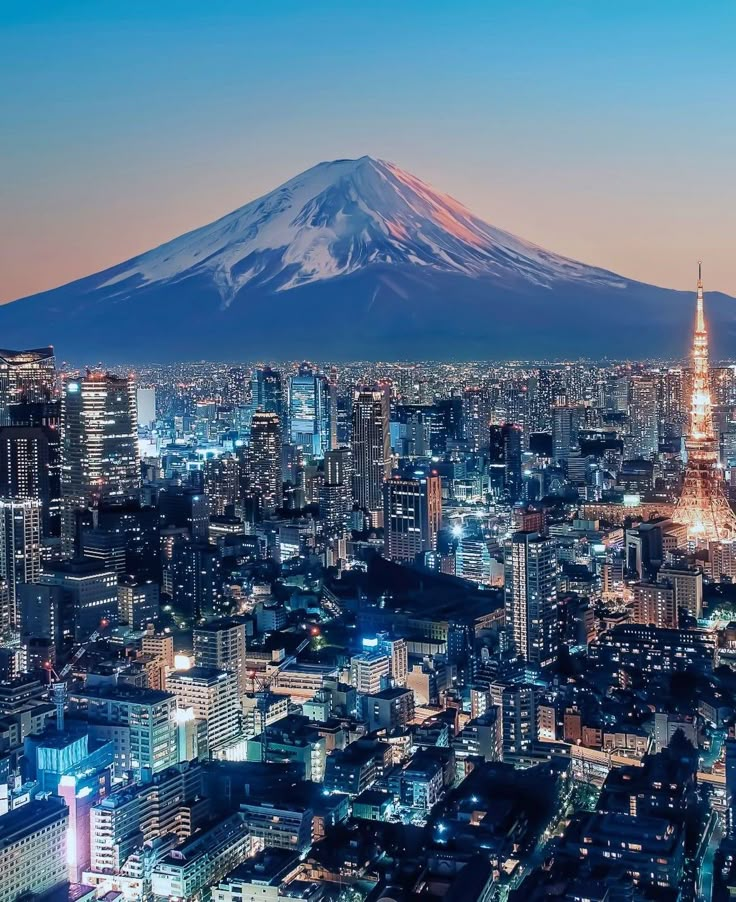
[3,156,735,361]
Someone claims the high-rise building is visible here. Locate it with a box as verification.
[352,386,391,526]
[0,422,61,539]
[0,498,42,631]
[462,386,491,452]
[502,422,523,502]
[0,799,68,900]
[251,366,284,420]
[158,486,210,542]
[247,411,282,515]
[170,539,224,620]
[632,580,677,629]
[68,685,178,779]
[320,447,353,537]
[193,618,248,696]
[504,531,558,666]
[60,372,140,557]
[383,472,442,562]
[673,266,736,542]
[39,558,118,639]
[628,375,659,458]
[203,453,240,516]
[0,346,55,425]
[552,405,583,464]
[167,667,240,752]
[118,576,160,628]
[288,363,329,458]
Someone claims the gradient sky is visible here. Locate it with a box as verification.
[3,0,736,303]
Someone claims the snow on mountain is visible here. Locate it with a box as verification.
[99,155,626,305]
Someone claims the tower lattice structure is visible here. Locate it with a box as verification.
[672,264,736,542]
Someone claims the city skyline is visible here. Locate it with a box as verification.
[4,2,736,304]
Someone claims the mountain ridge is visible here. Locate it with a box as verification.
[2,156,734,362]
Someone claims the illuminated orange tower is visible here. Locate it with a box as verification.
[672,264,736,542]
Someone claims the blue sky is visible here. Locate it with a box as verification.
[2,0,736,300]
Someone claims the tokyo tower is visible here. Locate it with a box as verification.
[672,264,736,542]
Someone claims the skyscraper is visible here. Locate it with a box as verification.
[60,373,140,557]
[352,386,391,526]
[251,366,284,419]
[320,446,353,537]
[502,423,523,502]
[203,454,240,516]
[0,424,61,539]
[247,411,282,515]
[504,531,558,666]
[0,347,55,425]
[628,375,659,458]
[0,498,42,631]
[672,266,736,542]
[383,471,442,563]
[462,386,491,453]
[289,363,329,458]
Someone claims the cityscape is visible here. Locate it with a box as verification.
[0,269,734,900]
[5,3,736,902]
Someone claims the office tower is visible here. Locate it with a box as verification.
[60,372,140,557]
[462,386,491,452]
[247,411,282,515]
[0,422,61,539]
[502,422,523,502]
[68,685,179,779]
[193,618,248,696]
[0,346,55,425]
[159,485,210,543]
[167,667,240,752]
[288,363,329,458]
[552,405,583,464]
[203,454,240,516]
[673,266,736,542]
[225,367,249,407]
[628,375,659,457]
[251,366,284,419]
[18,583,63,665]
[40,558,118,639]
[118,576,160,627]
[504,531,558,666]
[170,539,224,620]
[96,501,161,579]
[352,386,391,526]
[0,799,68,900]
[320,446,353,536]
[383,471,442,563]
[0,498,42,630]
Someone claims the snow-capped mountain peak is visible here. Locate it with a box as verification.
[100,155,626,304]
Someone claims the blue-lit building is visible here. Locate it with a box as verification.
[289,364,330,459]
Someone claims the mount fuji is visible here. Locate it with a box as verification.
[3,156,734,361]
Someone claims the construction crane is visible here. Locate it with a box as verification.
[45,620,109,732]
[250,636,311,762]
